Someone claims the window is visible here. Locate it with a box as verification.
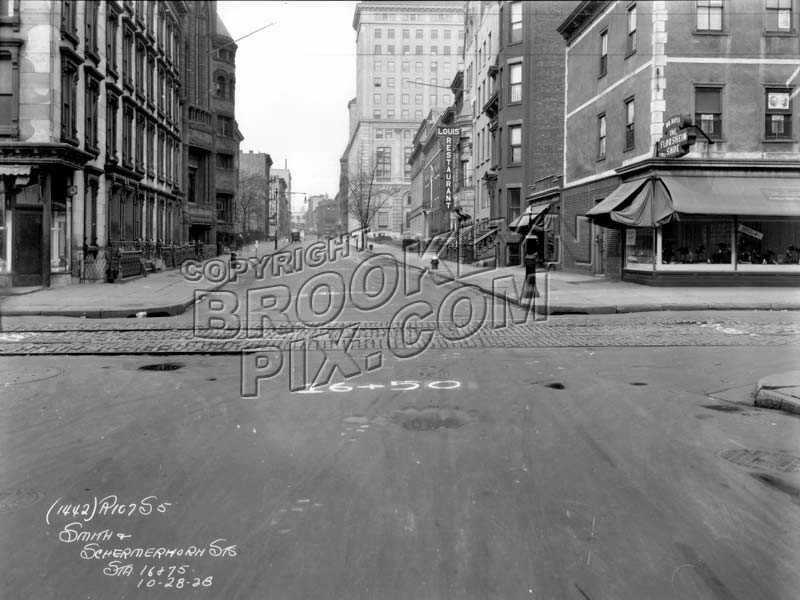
[376,147,391,179]
[509,124,521,164]
[431,45,438,55]
[374,109,381,118]
[61,0,77,40]
[387,109,395,118]
[402,45,410,55]
[627,4,637,54]
[106,7,118,74]
[135,115,145,171]
[122,103,134,167]
[147,121,155,174]
[376,128,383,139]
[736,219,800,265]
[507,188,521,225]
[403,29,410,39]
[402,109,409,119]
[415,110,422,119]
[509,62,522,102]
[404,147,412,176]
[415,45,423,55]
[106,93,118,161]
[415,62,423,73]
[599,30,608,77]
[510,1,522,42]
[374,44,381,54]
[430,94,437,106]
[123,28,133,87]
[694,87,722,139]
[444,29,452,40]
[373,93,381,104]
[135,43,144,91]
[375,61,382,72]
[416,29,423,39]
[387,77,395,88]
[624,98,635,150]
[696,0,723,31]
[767,0,792,31]
[385,128,393,139]
[598,114,607,159]
[765,88,792,140]
[375,28,382,38]
[401,61,409,72]
[662,219,732,264]
[216,153,234,169]
[217,115,232,136]
[431,30,438,40]
[85,0,99,57]
[387,93,394,104]
[415,94,422,104]
[85,76,100,153]
[0,49,19,136]
[402,93,409,104]
[388,45,395,54]
[60,57,78,144]
[387,61,395,71]
[431,61,438,71]
[216,75,227,98]
[377,211,389,228]
[388,28,395,39]
[444,46,451,55]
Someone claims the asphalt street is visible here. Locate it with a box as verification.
[1,241,799,599]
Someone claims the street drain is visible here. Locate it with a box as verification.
[545,382,566,390]
[0,489,44,512]
[390,407,471,431]
[720,449,800,473]
[703,404,742,413]
[138,363,184,371]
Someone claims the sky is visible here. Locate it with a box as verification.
[216,1,359,212]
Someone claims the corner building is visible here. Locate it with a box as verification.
[558,0,799,285]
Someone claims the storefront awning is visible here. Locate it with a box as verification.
[588,175,800,227]
[586,178,673,227]
[509,202,551,229]
[661,175,800,217]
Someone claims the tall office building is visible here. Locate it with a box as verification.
[341,1,464,238]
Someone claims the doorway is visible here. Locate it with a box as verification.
[13,208,43,286]
[592,223,606,276]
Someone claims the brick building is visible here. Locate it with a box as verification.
[558,1,799,284]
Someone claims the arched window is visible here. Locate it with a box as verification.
[216,75,226,98]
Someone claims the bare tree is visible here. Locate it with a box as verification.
[236,173,267,240]
[346,148,403,248]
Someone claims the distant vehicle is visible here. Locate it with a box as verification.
[290,231,301,242]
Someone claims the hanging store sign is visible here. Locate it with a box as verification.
[657,114,695,158]
[738,224,764,240]
[437,127,460,210]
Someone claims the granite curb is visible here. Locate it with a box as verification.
[0,242,292,319]
[753,372,800,415]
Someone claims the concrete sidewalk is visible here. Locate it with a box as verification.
[0,242,286,318]
[364,241,800,315]
[1,238,798,318]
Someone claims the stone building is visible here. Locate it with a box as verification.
[0,0,240,288]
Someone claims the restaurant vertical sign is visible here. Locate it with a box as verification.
[437,127,460,210]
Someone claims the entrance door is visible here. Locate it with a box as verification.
[592,223,606,275]
[13,209,43,286]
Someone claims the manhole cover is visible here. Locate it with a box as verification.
[138,363,184,371]
[0,367,62,386]
[720,449,800,473]
[389,407,472,431]
[0,489,45,512]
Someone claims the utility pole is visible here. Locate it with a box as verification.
[274,184,279,250]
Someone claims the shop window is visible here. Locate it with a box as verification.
[51,198,68,270]
[696,0,723,31]
[661,219,733,264]
[624,227,654,266]
[765,88,792,140]
[737,220,800,265]
[766,0,793,31]
[694,87,722,139]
